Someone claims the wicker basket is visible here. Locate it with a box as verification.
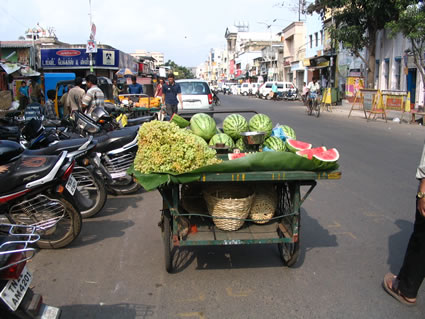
[249,185,277,224]
[203,185,255,231]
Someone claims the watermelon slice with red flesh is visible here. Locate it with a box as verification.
[296,146,327,160]
[313,148,340,162]
[286,139,312,153]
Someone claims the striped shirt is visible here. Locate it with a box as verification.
[82,86,105,115]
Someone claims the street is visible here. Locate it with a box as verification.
[29,94,425,319]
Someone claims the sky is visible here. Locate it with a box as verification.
[0,0,302,67]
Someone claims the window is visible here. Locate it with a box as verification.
[179,82,211,95]
[315,32,318,47]
[375,61,380,89]
[320,30,324,45]
[395,59,401,90]
[309,35,313,48]
[384,59,390,90]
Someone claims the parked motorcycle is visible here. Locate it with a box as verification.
[0,224,61,318]
[0,140,89,249]
[19,120,107,219]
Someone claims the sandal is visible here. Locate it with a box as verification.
[382,273,416,306]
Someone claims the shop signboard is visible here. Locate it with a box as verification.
[41,48,119,68]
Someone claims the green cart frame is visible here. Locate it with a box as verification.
[158,170,341,273]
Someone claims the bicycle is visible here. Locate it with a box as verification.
[307,92,321,118]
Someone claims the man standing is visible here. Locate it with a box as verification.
[382,147,425,306]
[30,79,43,103]
[19,81,30,110]
[128,76,143,94]
[162,73,183,116]
[67,77,85,113]
[112,79,121,104]
[271,82,278,101]
[81,74,105,116]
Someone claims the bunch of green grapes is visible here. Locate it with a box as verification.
[134,120,221,174]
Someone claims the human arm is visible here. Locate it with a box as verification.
[81,92,91,113]
[178,93,183,109]
[418,179,425,217]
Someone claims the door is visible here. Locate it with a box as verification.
[407,68,417,107]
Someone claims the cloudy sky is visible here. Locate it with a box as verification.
[0,0,301,67]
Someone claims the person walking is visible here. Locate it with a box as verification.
[154,78,164,98]
[18,81,30,110]
[271,82,278,101]
[30,79,43,103]
[81,74,105,116]
[382,146,425,306]
[44,90,58,120]
[162,73,183,116]
[128,76,143,94]
[112,79,121,104]
[67,77,85,113]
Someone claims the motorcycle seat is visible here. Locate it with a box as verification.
[94,126,138,153]
[24,138,90,156]
[126,115,155,126]
[0,155,59,194]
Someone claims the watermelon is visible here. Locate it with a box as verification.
[228,153,247,160]
[286,139,312,153]
[209,133,235,148]
[223,114,249,140]
[190,113,217,141]
[263,136,286,151]
[280,125,296,140]
[313,148,340,163]
[249,114,273,137]
[235,138,247,151]
[296,146,327,160]
[170,113,190,128]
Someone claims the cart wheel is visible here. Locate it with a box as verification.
[162,210,174,273]
[277,224,300,267]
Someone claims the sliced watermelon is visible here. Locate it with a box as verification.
[296,146,327,160]
[313,148,339,162]
[286,139,312,153]
[228,153,247,160]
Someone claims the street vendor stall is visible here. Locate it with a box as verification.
[130,111,341,272]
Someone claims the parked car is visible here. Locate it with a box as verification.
[176,79,214,117]
[241,83,261,96]
[258,81,297,99]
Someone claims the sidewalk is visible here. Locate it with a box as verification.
[321,99,422,125]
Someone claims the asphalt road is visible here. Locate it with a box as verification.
[29,94,425,319]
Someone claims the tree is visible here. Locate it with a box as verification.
[387,1,424,99]
[164,60,194,79]
[308,0,410,87]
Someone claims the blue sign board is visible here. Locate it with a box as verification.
[41,48,119,68]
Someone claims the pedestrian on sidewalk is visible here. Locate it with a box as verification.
[128,75,143,94]
[67,77,85,113]
[155,78,164,98]
[162,73,183,116]
[18,81,30,110]
[382,144,425,306]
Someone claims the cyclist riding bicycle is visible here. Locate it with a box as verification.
[307,78,321,106]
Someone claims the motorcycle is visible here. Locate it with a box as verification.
[0,140,89,249]
[20,120,107,219]
[0,224,61,318]
[212,90,221,106]
[284,88,299,101]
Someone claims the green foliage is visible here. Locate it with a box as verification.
[164,60,195,79]
[387,1,425,76]
[134,121,221,174]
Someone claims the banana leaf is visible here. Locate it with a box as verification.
[129,151,339,191]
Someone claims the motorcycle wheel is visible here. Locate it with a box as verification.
[9,196,82,249]
[72,166,107,218]
[108,175,142,195]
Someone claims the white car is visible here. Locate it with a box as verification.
[176,79,214,112]
[258,81,297,99]
[240,83,261,96]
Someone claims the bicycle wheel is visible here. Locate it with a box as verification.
[307,100,313,115]
[315,100,320,118]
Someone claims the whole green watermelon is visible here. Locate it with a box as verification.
[235,138,247,151]
[190,113,217,141]
[279,125,296,140]
[249,114,273,137]
[223,114,249,140]
[209,133,235,148]
[264,136,286,151]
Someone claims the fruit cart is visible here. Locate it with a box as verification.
[156,168,340,272]
[131,110,341,273]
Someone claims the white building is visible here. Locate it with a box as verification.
[130,50,164,67]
